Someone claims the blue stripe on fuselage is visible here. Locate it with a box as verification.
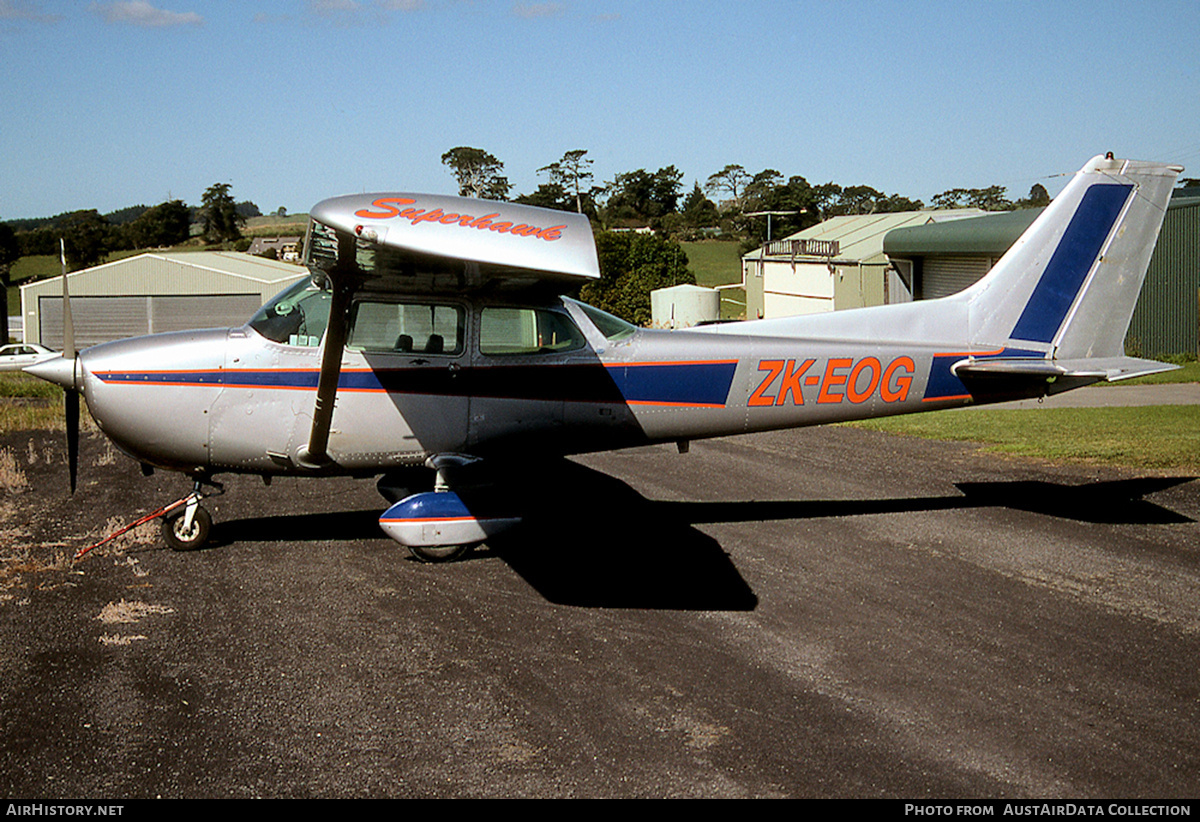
[96,361,739,408]
[1009,183,1132,344]
[605,361,738,406]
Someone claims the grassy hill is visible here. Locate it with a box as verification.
[680,239,744,320]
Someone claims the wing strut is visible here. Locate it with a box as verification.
[297,230,360,469]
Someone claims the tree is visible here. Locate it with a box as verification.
[440,146,511,200]
[0,223,19,343]
[515,182,572,211]
[580,231,695,325]
[127,199,191,248]
[538,149,594,213]
[602,166,684,226]
[812,182,844,220]
[200,183,244,244]
[680,182,719,230]
[813,183,924,217]
[1015,183,1051,209]
[740,173,819,241]
[931,185,1013,211]
[59,210,111,269]
[705,164,752,206]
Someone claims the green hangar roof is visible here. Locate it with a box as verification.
[883,208,1045,256]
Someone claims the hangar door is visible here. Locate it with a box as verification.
[38,294,262,349]
[920,255,993,299]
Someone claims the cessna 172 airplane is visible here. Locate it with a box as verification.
[26,154,1182,561]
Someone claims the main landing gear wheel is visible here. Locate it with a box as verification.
[406,542,475,563]
[161,505,212,551]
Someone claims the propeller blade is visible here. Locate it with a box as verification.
[61,238,78,492]
[60,238,75,360]
[65,388,79,494]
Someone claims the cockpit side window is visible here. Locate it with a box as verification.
[347,300,465,356]
[479,307,586,356]
[248,277,333,346]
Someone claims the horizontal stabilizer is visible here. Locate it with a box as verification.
[954,356,1178,382]
[952,356,1179,400]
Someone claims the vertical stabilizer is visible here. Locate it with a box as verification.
[965,155,1181,361]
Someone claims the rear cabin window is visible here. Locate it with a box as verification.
[348,300,465,356]
[479,307,586,356]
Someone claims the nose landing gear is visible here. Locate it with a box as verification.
[160,479,223,552]
[161,498,213,551]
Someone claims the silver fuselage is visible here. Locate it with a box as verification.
[72,293,979,479]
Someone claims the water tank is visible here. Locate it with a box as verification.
[650,284,720,329]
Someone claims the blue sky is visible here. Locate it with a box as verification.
[2,0,1198,220]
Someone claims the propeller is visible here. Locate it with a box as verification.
[23,241,83,492]
[61,239,79,492]
[23,240,82,492]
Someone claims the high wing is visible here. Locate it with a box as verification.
[308,192,599,288]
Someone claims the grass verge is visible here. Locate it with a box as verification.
[0,373,66,433]
[848,404,1200,473]
[1102,360,1200,386]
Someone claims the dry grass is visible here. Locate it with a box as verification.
[96,598,174,624]
[0,541,75,606]
[85,515,159,555]
[0,427,151,604]
[0,373,97,435]
[0,448,28,493]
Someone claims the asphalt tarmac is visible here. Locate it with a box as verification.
[1,421,1198,798]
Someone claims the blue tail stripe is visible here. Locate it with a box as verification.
[1009,184,1132,344]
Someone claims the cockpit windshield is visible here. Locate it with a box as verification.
[247,277,332,346]
[567,297,638,342]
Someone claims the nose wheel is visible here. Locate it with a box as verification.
[159,480,221,551]
[161,503,212,551]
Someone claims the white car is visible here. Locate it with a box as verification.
[0,343,58,372]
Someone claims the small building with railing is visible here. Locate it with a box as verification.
[741,209,984,320]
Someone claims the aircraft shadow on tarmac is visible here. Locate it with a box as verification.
[210,466,1193,611]
[211,460,761,611]
[665,476,1198,528]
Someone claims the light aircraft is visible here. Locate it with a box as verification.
[26,154,1183,561]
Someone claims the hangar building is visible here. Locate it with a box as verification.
[21,251,306,349]
[741,209,984,320]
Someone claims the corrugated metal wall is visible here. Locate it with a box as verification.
[920,255,994,299]
[1127,199,1200,357]
[21,253,305,346]
[38,294,262,349]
